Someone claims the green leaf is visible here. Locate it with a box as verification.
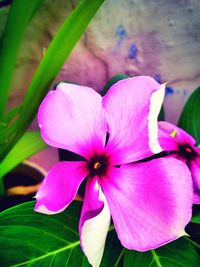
[0,131,47,179]
[0,200,123,267]
[20,0,104,121]
[124,237,200,267]
[0,201,90,267]
[0,0,105,160]
[178,86,200,145]
[101,74,129,96]
[192,216,200,224]
[1,201,200,267]
[158,105,165,121]
[100,227,124,267]
[2,105,21,124]
[0,0,44,119]
[191,205,200,224]
[187,206,200,245]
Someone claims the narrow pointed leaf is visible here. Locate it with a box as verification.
[178,86,200,145]
[21,0,105,118]
[2,105,21,124]
[0,0,44,119]
[0,131,47,179]
[0,0,105,160]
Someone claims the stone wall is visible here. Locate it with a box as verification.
[1,0,200,123]
[1,0,200,170]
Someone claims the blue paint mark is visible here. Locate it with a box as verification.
[183,89,188,97]
[114,25,127,54]
[165,86,174,96]
[128,44,138,59]
[116,25,126,39]
[154,73,162,83]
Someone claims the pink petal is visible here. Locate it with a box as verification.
[79,177,111,267]
[103,76,165,165]
[190,151,200,204]
[193,191,200,204]
[38,83,107,159]
[158,121,196,151]
[35,161,88,214]
[100,158,192,251]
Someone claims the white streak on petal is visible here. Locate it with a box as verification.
[81,188,111,267]
[34,204,66,215]
[148,83,165,153]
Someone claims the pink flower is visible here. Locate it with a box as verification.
[35,77,192,267]
[159,121,200,204]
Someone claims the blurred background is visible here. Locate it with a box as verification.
[1,0,200,171]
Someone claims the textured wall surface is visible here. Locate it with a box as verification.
[1,0,200,169]
[4,0,200,123]
[60,0,200,124]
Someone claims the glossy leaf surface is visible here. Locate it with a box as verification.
[178,86,200,145]
[0,131,47,179]
[124,237,200,267]
[0,201,90,267]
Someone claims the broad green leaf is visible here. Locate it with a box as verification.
[178,86,200,145]
[0,0,44,119]
[0,200,123,267]
[0,200,124,267]
[0,0,105,160]
[1,200,200,267]
[0,201,91,267]
[0,131,47,179]
[124,237,200,267]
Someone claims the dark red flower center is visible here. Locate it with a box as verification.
[88,155,109,177]
[178,144,197,160]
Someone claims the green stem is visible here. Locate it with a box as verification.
[113,248,125,267]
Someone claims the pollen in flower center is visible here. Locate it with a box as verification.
[93,162,102,169]
[178,144,197,160]
[88,155,109,177]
